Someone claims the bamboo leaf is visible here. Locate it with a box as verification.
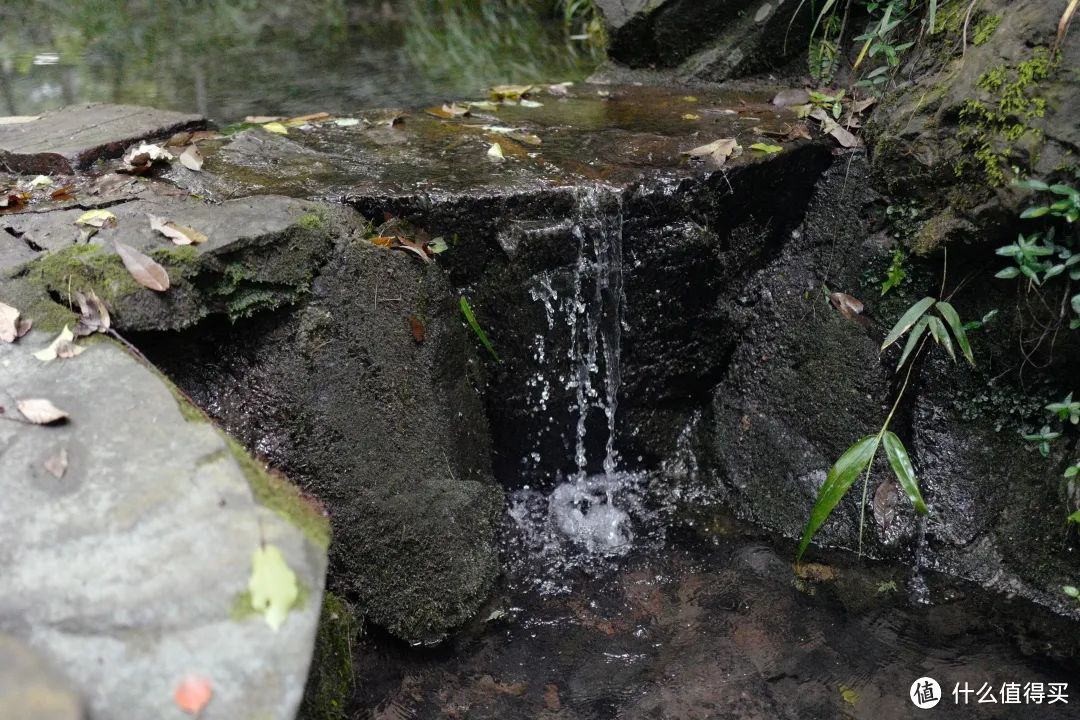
[926,315,956,361]
[796,435,880,560]
[881,296,936,350]
[460,296,501,363]
[882,431,927,514]
[934,301,974,366]
[896,317,928,370]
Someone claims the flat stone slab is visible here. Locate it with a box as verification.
[0,103,205,174]
[0,336,328,720]
[163,83,815,202]
[0,634,84,720]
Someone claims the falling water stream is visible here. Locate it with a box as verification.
[351,186,1080,719]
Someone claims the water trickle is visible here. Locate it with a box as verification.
[508,185,660,591]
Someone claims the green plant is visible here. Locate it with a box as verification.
[797,289,974,560]
[1023,424,1062,458]
[996,177,1080,330]
[460,295,501,362]
[880,248,907,295]
[852,1,915,90]
[1023,394,1078,458]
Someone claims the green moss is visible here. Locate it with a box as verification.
[958,48,1054,186]
[297,593,356,720]
[223,432,330,548]
[972,14,1001,46]
[297,212,325,230]
[34,244,141,304]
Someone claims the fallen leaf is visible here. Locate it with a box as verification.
[683,138,741,166]
[750,142,783,153]
[248,544,299,631]
[829,291,870,326]
[682,95,699,102]
[43,447,68,478]
[114,241,170,292]
[0,115,39,125]
[121,142,171,174]
[547,82,573,97]
[16,318,31,337]
[394,237,431,264]
[73,290,110,336]
[851,97,877,114]
[34,326,81,362]
[74,209,117,229]
[17,398,69,424]
[409,315,425,343]
[0,302,20,342]
[262,122,288,135]
[489,84,533,101]
[520,99,543,108]
[245,115,283,124]
[795,562,837,582]
[682,113,702,120]
[773,88,811,106]
[827,123,860,148]
[426,237,448,254]
[0,189,29,211]
[785,123,813,141]
[178,145,204,171]
[369,235,394,248]
[426,103,470,119]
[544,683,562,712]
[148,214,208,245]
[481,125,541,145]
[174,675,213,715]
[334,117,360,127]
[467,100,500,112]
[488,142,505,160]
[55,340,83,359]
[26,175,53,189]
[285,111,331,126]
[49,184,76,201]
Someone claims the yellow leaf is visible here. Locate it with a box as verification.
[74,209,116,229]
[248,544,299,631]
[262,122,288,135]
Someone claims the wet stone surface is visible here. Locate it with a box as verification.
[0,103,205,174]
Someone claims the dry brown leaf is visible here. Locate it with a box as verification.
[408,315,425,343]
[49,183,76,201]
[55,341,82,359]
[369,236,394,248]
[851,97,877,114]
[73,290,110,336]
[829,291,870,326]
[683,137,741,167]
[121,142,171,174]
[284,111,331,126]
[393,237,431,264]
[795,562,837,582]
[178,145,204,172]
[17,398,69,425]
[827,124,860,148]
[174,675,213,715]
[16,318,31,338]
[44,447,68,478]
[785,123,813,141]
[426,103,471,119]
[114,241,170,292]
[0,302,20,343]
[0,189,30,211]
[34,326,81,362]
[544,684,562,712]
[148,214,208,245]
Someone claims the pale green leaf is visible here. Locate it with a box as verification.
[926,315,955,361]
[248,544,299,631]
[896,317,928,370]
[882,431,927,513]
[881,296,936,350]
[934,301,974,366]
[797,435,879,560]
[750,143,783,153]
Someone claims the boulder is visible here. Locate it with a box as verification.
[0,333,328,720]
[0,634,84,720]
[594,0,810,83]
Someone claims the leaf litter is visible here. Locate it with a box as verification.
[148,214,208,245]
[114,241,170,292]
